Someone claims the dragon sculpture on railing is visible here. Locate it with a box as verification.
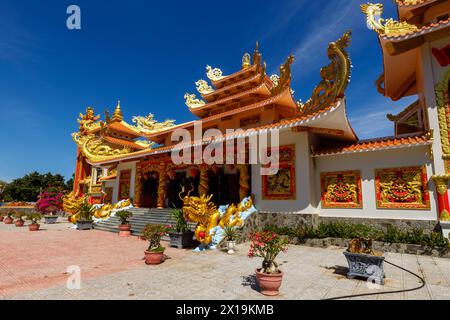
[180,186,256,251]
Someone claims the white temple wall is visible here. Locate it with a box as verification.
[251,130,317,214]
[314,146,437,220]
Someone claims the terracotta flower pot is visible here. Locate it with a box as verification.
[4,217,13,224]
[119,224,131,237]
[28,223,40,232]
[144,250,165,265]
[0,216,4,222]
[255,268,284,296]
[15,219,25,227]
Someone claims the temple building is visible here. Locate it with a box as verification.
[70,0,450,236]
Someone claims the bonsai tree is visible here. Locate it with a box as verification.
[35,188,64,217]
[248,231,288,274]
[142,224,169,253]
[13,211,25,221]
[116,210,133,225]
[169,208,190,234]
[223,226,238,242]
[26,213,42,225]
[77,199,94,221]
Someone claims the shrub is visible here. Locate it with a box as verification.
[169,208,189,233]
[26,213,42,224]
[116,210,133,225]
[223,226,238,241]
[77,199,94,221]
[13,211,25,220]
[248,231,289,274]
[142,224,169,253]
[35,189,64,215]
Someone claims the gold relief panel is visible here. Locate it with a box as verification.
[321,171,363,209]
[375,166,430,210]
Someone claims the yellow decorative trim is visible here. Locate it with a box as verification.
[131,114,176,135]
[361,3,419,37]
[195,80,214,95]
[435,67,450,160]
[432,174,450,196]
[206,65,225,81]
[184,93,206,109]
[73,133,133,162]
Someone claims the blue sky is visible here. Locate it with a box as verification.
[0,0,416,181]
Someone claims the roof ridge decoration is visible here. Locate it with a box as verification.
[112,101,123,122]
[301,31,353,115]
[195,80,214,95]
[396,0,434,6]
[131,114,176,134]
[77,107,102,134]
[206,65,226,81]
[271,55,294,95]
[361,3,418,37]
[72,133,133,162]
[184,93,206,109]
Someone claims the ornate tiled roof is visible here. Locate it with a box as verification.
[396,0,436,6]
[381,17,450,40]
[312,133,431,157]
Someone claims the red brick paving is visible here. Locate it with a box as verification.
[0,223,188,298]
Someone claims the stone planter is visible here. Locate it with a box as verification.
[255,268,284,296]
[4,217,13,224]
[226,240,236,254]
[28,223,40,231]
[119,224,131,237]
[169,231,194,249]
[440,221,450,239]
[343,251,385,285]
[44,216,58,224]
[144,250,165,265]
[15,219,25,227]
[77,220,93,230]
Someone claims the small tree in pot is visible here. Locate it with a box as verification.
[223,226,238,254]
[116,210,133,237]
[13,211,25,227]
[35,189,64,224]
[26,213,42,231]
[76,199,94,230]
[142,224,169,265]
[168,208,194,249]
[4,211,14,224]
[248,231,289,296]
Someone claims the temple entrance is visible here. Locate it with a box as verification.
[141,171,159,208]
[167,171,185,208]
[208,166,240,207]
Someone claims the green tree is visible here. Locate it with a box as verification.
[2,172,71,202]
[0,180,8,202]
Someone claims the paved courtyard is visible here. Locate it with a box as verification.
[1,220,450,300]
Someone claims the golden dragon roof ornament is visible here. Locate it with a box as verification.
[77,107,102,134]
[301,30,352,115]
[184,93,206,109]
[361,3,418,37]
[72,133,133,162]
[195,80,214,95]
[131,114,176,134]
[206,65,225,81]
[271,55,294,95]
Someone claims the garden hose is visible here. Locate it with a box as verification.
[322,260,426,300]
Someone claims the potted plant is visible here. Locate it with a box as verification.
[142,224,169,265]
[223,226,238,254]
[4,211,14,224]
[26,213,42,231]
[14,211,25,227]
[76,199,94,230]
[344,237,385,285]
[116,210,133,237]
[168,208,194,249]
[35,189,63,224]
[248,231,288,296]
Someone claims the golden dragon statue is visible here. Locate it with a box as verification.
[180,186,255,248]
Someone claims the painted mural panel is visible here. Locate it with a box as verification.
[321,171,362,209]
[118,170,131,200]
[262,145,296,200]
[375,166,430,210]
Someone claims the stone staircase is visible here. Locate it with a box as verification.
[93,208,195,238]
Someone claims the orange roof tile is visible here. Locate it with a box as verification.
[87,99,342,165]
[396,0,436,6]
[107,121,141,137]
[312,134,431,156]
[211,64,257,87]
